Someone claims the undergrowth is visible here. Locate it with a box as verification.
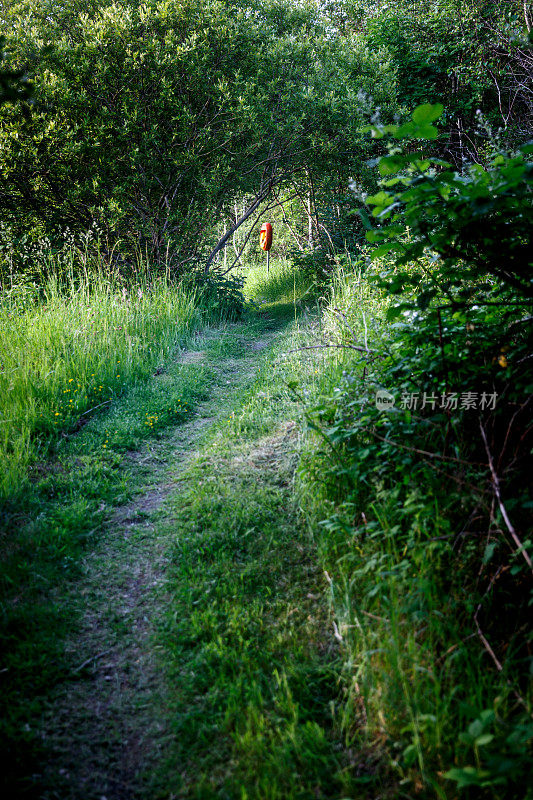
[152,311,397,799]
[242,258,316,306]
[0,240,239,793]
[294,257,533,799]
[0,271,203,504]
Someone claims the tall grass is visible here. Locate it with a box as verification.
[242,258,315,305]
[0,270,201,503]
[295,260,532,798]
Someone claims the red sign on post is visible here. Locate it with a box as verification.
[259,222,273,251]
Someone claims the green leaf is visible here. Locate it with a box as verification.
[468,719,484,738]
[475,733,494,747]
[402,743,419,766]
[365,229,387,243]
[483,543,497,564]
[370,243,398,259]
[394,122,415,139]
[366,191,392,206]
[445,766,491,788]
[358,208,372,230]
[412,103,444,124]
[378,155,406,176]
[413,123,439,140]
[518,141,533,155]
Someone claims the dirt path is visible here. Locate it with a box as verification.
[36,322,285,800]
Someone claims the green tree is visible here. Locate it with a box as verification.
[0,0,396,274]
[360,103,533,300]
[323,1,533,162]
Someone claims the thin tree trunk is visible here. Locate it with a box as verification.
[220,192,299,275]
[223,222,227,270]
[233,201,243,265]
[204,190,269,273]
[277,194,305,251]
[307,190,314,249]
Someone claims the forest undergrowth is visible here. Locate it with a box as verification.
[292,258,533,800]
[1,0,532,796]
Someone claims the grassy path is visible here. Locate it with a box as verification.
[4,303,361,799]
[37,322,279,799]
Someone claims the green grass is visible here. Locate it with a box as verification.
[3,250,528,799]
[150,312,395,799]
[0,293,366,799]
[242,258,315,306]
[0,257,223,794]
[0,268,395,797]
[292,263,533,799]
[0,272,202,503]
[0,323,218,792]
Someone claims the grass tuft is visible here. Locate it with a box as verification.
[242,258,315,306]
[0,272,201,503]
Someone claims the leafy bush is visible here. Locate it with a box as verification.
[182,269,247,321]
[360,102,533,301]
[296,104,533,796]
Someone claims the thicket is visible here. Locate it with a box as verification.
[0,0,531,795]
[0,0,395,280]
[296,102,532,796]
[288,2,533,794]
[238,1,532,796]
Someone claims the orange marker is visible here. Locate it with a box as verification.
[260,222,273,272]
[260,222,273,251]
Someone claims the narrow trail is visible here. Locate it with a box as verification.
[36,320,288,799]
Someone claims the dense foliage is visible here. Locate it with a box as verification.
[0,0,395,274]
[298,100,532,797]
[0,34,32,106]
[289,4,532,796]
[1,0,532,797]
[337,0,533,159]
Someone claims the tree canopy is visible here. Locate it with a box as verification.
[0,0,396,270]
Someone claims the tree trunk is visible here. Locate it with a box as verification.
[223,222,227,270]
[307,190,314,249]
[233,201,244,265]
[204,189,269,274]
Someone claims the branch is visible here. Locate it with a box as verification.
[285,343,379,355]
[273,188,305,251]
[218,193,299,275]
[204,189,270,273]
[73,648,114,674]
[479,420,533,572]
[360,426,483,468]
